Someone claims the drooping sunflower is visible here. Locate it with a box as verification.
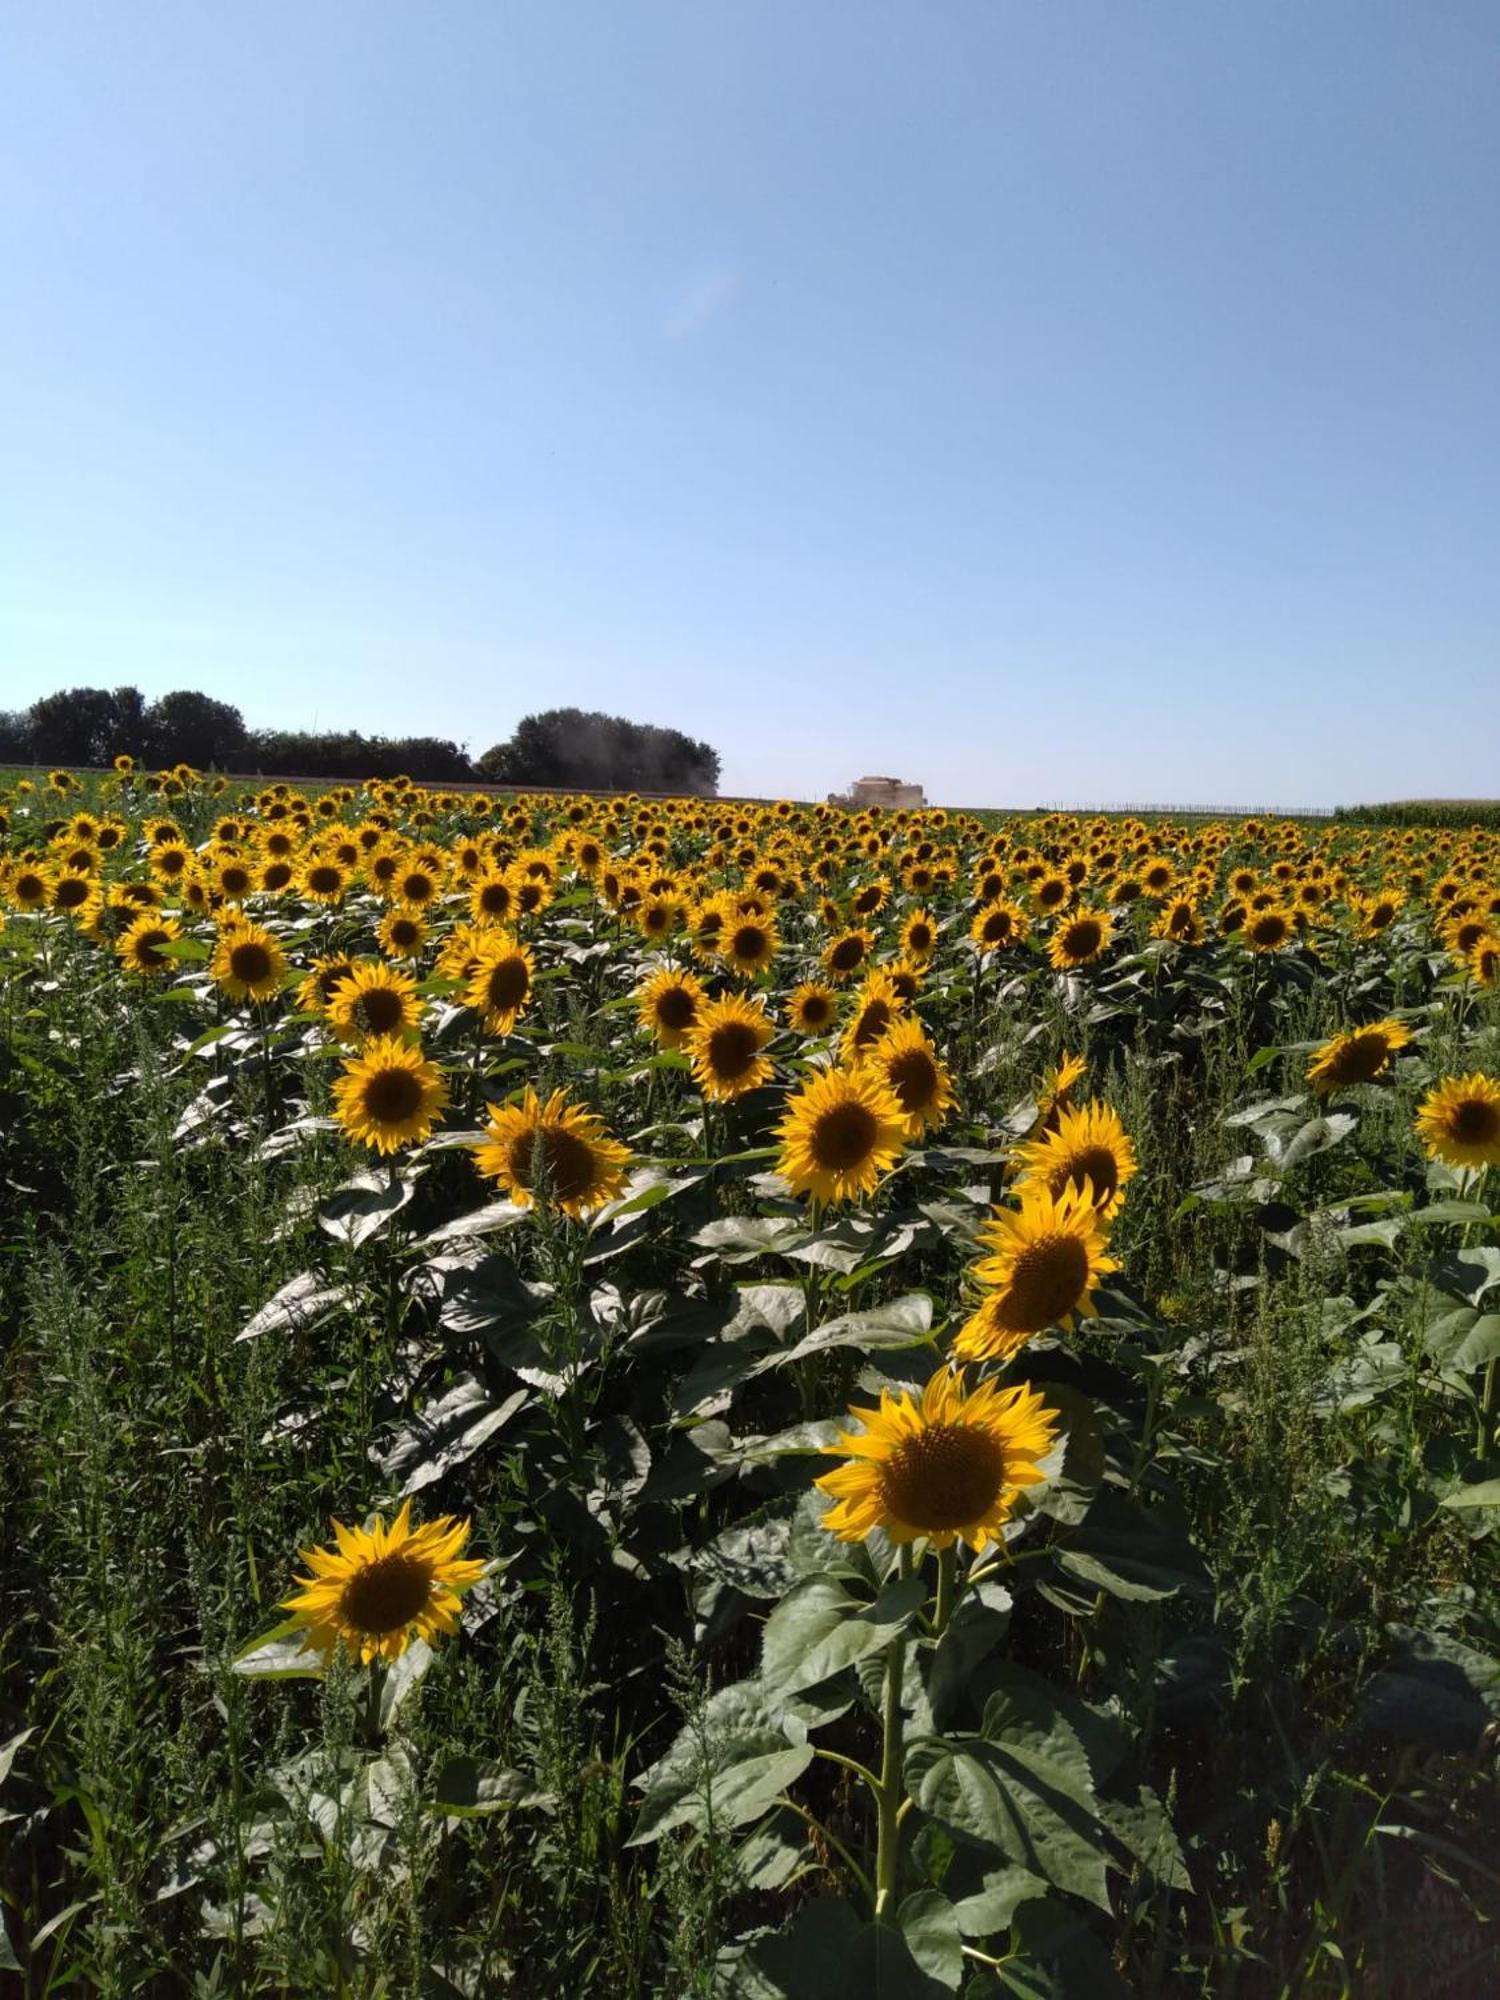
[464,933,535,1036]
[328,961,426,1043]
[635,965,706,1048]
[957,1183,1118,1357]
[210,920,287,1002]
[332,1036,449,1153]
[1305,1019,1413,1099]
[860,1016,956,1140]
[116,912,182,977]
[686,991,776,1101]
[1415,1073,1500,1170]
[1047,908,1113,971]
[814,1367,1060,1552]
[969,900,1028,953]
[775,1066,907,1205]
[1012,1099,1138,1218]
[283,1500,486,1665]
[473,1086,632,1217]
[787,981,840,1035]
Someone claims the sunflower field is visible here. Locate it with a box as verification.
[2,764,1500,1998]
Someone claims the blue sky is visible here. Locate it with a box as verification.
[2,3,1496,805]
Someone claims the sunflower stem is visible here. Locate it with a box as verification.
[1479,1358,1499,1459]
[874,1544,915,1923]
[363,1660,387,1746]
[933,1543,957,1638]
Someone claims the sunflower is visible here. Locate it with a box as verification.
[1243,906,1294,954]
[1469,934,1500,988]
[1152,896,1204,945]
[8,864,53,911]
[840,970,907,1062]
[214,855,255,903]
[636,965,706,1048]
[814,1367,1060,1552]
[468,871,516,925]
[636,892,683,942]
[968,901,1028,953]
[211,921,287,1001]
[822,927,875,984]
[787,981,840,1035]
[1048,908,1112,971]
[464,933,535,1035]
[1415,1073,1500,1170]
[1305,1019,1413,1099]
[1012,1099,1138,1218]
[292,857,343,906]
[296,954,356,1016]
[378,908,428,960]
[116,913,182,977]
[775,1066,907,1205]
[283,1500,486,1665]
[957,1183,1118,1356]
[685,992,775,1100]
[861,1016,956,1140]
[718,909,779,978]
[332,1036,449,1153]
[328,961,426,1042]
[473,1086,631,1217]
[895,909,937,961]
[51,872,95,915]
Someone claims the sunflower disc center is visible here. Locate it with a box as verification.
[1004,1233,1091,1328]
[880,1424,1005,1531]
[340,1553,434,1636]
[810,1101,880,1173]
[363,1066,425,1124]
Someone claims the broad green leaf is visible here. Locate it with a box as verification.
[236,1272,350,1344]
[230,1620,326,1680]
[761,1573,927,1696]
[431,1758,552,1817]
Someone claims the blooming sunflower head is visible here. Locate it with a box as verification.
[969,900,1028,953]
[815,1367,1060,1552]
[1048,907,1112,971]
[775,1065,908,1205]
[328,961,426,1043]
[840,970,907,1063]
[473,1086,632,1218]
[463,932,535,1036]
[1012,1098,1138,1218]
[960,1182,1119,1355]
[787,981,840,1036]
[822,927,875,984]
[332,1036,449,1154]
[116,912,182,978]
[861,1016,955,1140]
[636,965,706,1049]
[718,908,779,978]
[1415,1073,1500,1170]
[1243,906,1294,954]
[283,1501,487,1665]
[685,993,775,1101]
[211,920,287,1002]
[1305,1019,1413,1099]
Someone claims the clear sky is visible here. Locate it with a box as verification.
[3,3,1497,806]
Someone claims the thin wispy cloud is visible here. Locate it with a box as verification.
[664,264,744,341]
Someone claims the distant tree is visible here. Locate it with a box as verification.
[476,709,720,795]
[145,690,249,770]
[26,685,148,766]
[0,710,34,762]
[247,730,473,782]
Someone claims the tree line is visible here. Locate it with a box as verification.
[0,688,721,795]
